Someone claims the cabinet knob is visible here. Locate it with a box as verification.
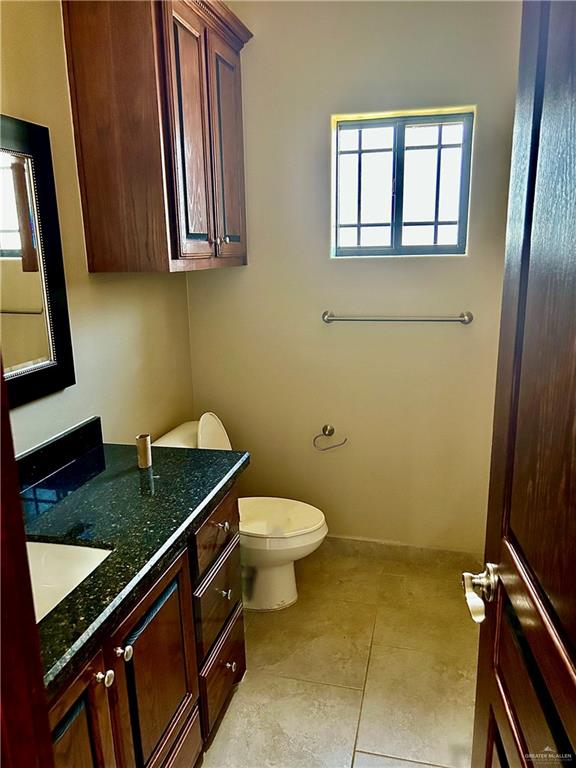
[220,588,233,601]
[223,236,230,244]
[95,670,115,688]
[225,661,237,673]
[114,645,134,662]
[214,520,230,533]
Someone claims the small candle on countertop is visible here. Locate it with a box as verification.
[136,433,152,469]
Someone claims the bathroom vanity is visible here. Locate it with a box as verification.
[19,418,249,768]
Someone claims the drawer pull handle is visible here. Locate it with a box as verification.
[214,521,231,533]
[225,661,237,673]
[220,588,233,601]
[95,670,115,688]
[114,645,134,662]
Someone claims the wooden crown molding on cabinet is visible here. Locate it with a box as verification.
[191,1,253,50]
[63,0,251,273]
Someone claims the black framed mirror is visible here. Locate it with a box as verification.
[0,115,75,408]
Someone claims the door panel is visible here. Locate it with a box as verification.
[170,4,215,258]
[207,31,247,261]
[52,699,96,768]
[126,581,188,763]
[49,651,117,768]
[107,551,198,768]
[507,0,576,646]
[471,2,576,764]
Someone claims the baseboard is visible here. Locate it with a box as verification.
[325,533,483,562]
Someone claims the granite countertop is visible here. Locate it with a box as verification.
[23,442,249,698]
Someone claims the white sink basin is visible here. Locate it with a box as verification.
[26,542,112,622]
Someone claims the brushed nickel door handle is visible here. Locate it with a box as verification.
[461,563,498,623]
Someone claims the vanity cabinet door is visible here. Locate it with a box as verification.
[106,550,199,768]
[168,2,215,260]
[206,30,247,263]
[50,651,117,768]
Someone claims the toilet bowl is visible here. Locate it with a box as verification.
[239,497,328,610]
[154,413,328,610]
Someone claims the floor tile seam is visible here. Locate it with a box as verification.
[354,748,454,768]
[349,602,379,768]
[369,636,479,656]
[244,668,366,693]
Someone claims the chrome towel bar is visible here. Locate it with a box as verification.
[0,308,44,315]
[322,310,474,325]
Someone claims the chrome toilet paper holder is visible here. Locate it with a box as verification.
[313,425,348,452]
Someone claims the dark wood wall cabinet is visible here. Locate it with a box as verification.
[48,487,246,768]
[63,1,252,272]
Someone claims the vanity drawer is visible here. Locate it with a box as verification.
[161,706,202,768]
[198,603,245,738]
[192,488,239,578]
[194,536,242,661]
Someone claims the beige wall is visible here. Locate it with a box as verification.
[187,1,521,554]
[1,1,194,454]
[1,260,50,370]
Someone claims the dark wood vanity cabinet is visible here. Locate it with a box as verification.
[50,652,117,768]
[63,1,251,273]
[48,488,246,766]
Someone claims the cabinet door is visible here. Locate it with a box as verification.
[169,2,215,259]
[50,652,117,768]
[107,551,199,768]
[206,31,247,262]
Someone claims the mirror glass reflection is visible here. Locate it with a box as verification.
[0,149,53,375]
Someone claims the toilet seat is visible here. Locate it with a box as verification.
[239,497,325,538]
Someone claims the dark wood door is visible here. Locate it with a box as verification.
[471,2,576,765]
[1,365,54,768]
[106,550,199,768]
[206,30,247,263]
[49,652,117,768]
[168,1,215,260]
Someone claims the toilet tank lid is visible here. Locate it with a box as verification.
[197,412,232,451]
[152,421,198,448]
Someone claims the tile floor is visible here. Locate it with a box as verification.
[202,538,481,768]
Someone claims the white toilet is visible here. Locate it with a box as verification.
[154,413,328,611]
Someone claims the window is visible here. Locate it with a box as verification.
[331,108,474,257]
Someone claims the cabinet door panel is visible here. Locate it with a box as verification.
[127,581,188,762]
[108,551,198,768]
[52,699,95,768]
[207,31,247,261]
[170,5,214,258]
[50,651,117,768]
